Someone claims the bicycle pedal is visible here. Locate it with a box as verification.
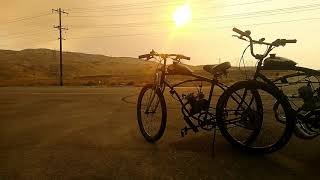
[180,127,188,137]
[181,131,185,137]
[183,116,199,132]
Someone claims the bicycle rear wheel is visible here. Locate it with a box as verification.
[273,72,320,139]
[137,84,167,143]
[216,80,295,154]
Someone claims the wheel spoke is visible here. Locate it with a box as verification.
[137,85,166,142]
[216,81,294,153]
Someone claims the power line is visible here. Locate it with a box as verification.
[67,0,165,10]
[0,26,56,39]
[24,39,57,47]
[67,3,320,30]
[2,12,51,24]
[67,0,184,12]
[66,16,320,40]
[67,0,275,13]
[67,0,235,13]
[4,31,54,40]
[204,0,272,10]
[66,0,272,18]
[66,12,151,18]
[0,38,57,50]
[68,33,154,40]
[0,28,48,38]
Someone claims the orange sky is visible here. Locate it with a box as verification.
[1,0,320,68]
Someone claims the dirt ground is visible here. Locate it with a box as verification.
[0,87,319,180]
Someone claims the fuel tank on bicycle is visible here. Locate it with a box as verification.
[263,54,297,70]
[167,62,194,75]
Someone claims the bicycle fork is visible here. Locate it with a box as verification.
[145,88,160,114]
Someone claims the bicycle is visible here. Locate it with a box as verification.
[270,58,320,139]
[136,50,262,149]
[215,28,298,153]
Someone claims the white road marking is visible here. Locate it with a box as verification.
[0,92,119,95]
[32,92,116,95]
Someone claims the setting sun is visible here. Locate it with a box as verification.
[173,4,192,27]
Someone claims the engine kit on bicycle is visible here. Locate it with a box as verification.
[237,29,320,139]
[270,55,320,139]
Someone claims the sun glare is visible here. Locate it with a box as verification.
[173,4,192,27]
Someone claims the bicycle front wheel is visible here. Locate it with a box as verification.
[216,80,295,154]
[137,84,167,143]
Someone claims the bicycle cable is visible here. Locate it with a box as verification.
[238,45,250,80]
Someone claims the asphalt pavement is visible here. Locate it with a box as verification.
[0,87,319,180]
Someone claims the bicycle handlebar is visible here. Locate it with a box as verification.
[283,39,297,43]
[138,50,190,61]
[273,39,297,46]
[138,54,151,59]
[233,27,297,59]
[233,27,249,37]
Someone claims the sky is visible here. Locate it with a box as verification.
[1,0,320,68]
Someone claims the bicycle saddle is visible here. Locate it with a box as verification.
[203,62,231,76]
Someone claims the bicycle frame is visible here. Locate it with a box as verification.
[232,27,297,90]
[272,66,320,108]
[151,56,254,132]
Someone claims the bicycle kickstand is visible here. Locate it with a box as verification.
[180,126,196,137]
[212,127,217,158]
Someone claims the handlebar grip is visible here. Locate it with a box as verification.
[138,54,150,59]
[273,39,297,47]
[284,39,297,43]
[233,27,245,36]
[182,55,191,60]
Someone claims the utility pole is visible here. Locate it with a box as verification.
[52,8,68,86]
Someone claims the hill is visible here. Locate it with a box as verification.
[0,48,279,86]
[0,49,160,86]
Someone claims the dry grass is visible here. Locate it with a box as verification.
[0,48,292,87]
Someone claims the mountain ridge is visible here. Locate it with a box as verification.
[0,48,261,86]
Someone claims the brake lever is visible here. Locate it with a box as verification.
[232,35,248,41]
[272,39,283,47]
[258,38,265,43]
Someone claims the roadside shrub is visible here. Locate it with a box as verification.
[84,81,96,86]
[126,81,135,86]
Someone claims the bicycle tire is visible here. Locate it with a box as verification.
[216,80,295,154]
[137,84,167,143]
[273,72,320,139]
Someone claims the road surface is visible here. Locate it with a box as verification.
[0,87,319,179]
